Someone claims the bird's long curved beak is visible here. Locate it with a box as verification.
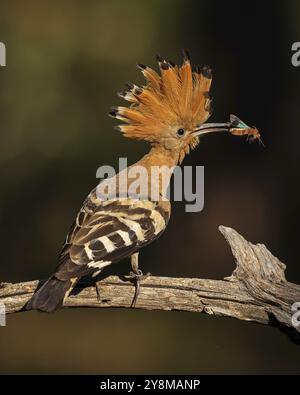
[192,122,231,137]
[192,114,251,137]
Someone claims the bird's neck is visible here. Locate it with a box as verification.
[128,145,179,199]
[137,144,179,169]
[97,146,179,202]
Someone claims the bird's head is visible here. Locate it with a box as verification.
[109,50,244,163]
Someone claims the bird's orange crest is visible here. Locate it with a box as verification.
[109,50,213,162]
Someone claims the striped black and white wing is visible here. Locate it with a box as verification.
[54,194,170,281]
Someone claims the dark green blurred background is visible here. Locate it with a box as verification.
[0,0,299,374]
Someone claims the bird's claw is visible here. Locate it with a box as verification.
[128,269,150,308]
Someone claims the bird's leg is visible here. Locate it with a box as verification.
[129,252,150,308]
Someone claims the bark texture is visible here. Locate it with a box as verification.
[1,226,299,342]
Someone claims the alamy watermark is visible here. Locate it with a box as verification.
[96,158,204,212]
[291,42,300,67]
[0,303,6,326]
[0,42,6,66]
[291,302,300,328]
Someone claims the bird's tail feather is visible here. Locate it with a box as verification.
[26,277,72,313]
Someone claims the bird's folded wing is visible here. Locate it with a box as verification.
[54,196,169,280]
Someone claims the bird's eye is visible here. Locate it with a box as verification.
[177,128,185,137]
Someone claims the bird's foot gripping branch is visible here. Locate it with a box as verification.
[1,226,299,343]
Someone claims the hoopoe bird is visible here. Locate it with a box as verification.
[26,50,257,312]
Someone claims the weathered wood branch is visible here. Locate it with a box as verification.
[1,226,300,341]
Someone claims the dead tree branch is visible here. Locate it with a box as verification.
[1,226,299,341]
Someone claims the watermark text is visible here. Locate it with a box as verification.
[0,303,6,326]
[0,42,6,66]
[96,158,204,213]
[291,42,300,67]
